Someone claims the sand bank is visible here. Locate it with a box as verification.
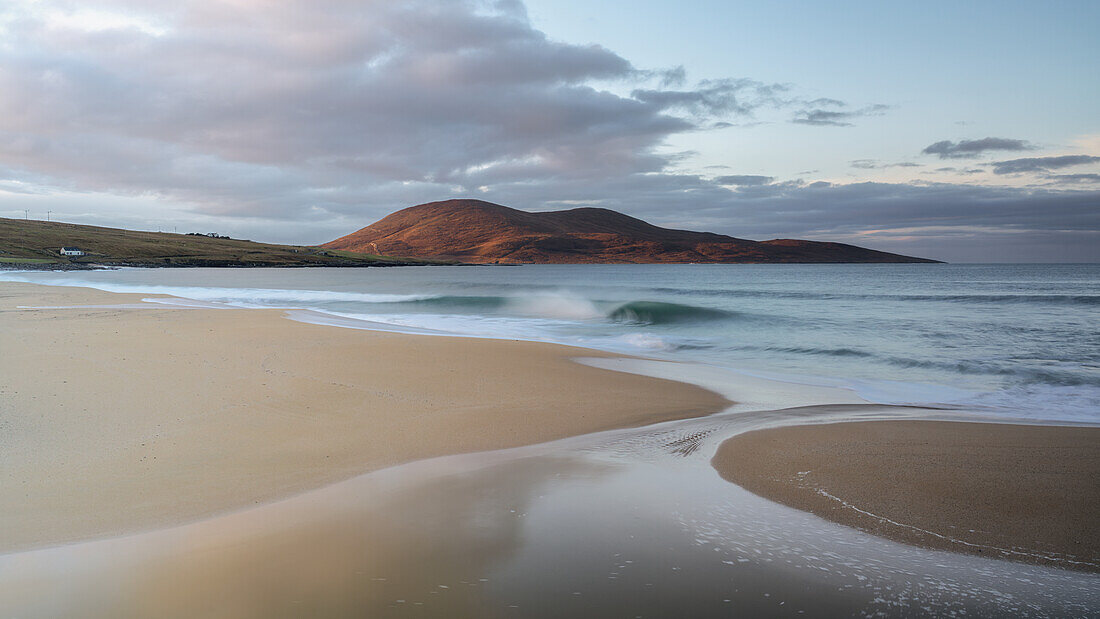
[0,281,728,552]
[712,420,1100,571]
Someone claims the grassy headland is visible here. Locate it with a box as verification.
[0,217,452,268]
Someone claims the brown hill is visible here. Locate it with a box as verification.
[323,199,940,264]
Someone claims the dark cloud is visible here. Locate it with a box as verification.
[714,175,774,186]
[793,110,854,127]
[925,167,984,175]
[726,182,1097,238]
[791,104,889,127]
[921,137,1031,159]
[631,78,788,118]
[991,155,1100,174]
[1042,173,1100,184]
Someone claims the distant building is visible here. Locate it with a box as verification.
[59,247,84,256]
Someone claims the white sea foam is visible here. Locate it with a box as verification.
[289,308,572,343]
[952,383,1100,424]
[140,297,235,309]
[0,272,436,305]
[503,290,603,320]
[837,379,979,408]
[285,310,453,336]
[576,357,864,412]
[612,333,675,351]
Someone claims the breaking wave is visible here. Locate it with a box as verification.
[607,301,734,325]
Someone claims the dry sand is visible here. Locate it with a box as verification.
[0,281,728,552]
[712,420,1100,571]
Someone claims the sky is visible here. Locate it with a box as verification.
[0,0,1097,262]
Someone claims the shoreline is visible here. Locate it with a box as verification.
[0,281,729,553]
[712,419,1100,572]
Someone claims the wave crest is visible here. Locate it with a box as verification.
[608,301,733,325]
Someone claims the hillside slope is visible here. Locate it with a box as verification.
[324,199,939,264]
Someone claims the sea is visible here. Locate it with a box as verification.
[3,262,1097,424]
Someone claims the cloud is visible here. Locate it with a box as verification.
[1043,173,1100,184]
[850,160,921,170]
[0,0,862,223]
[631,78,788,118]
[991,155,1100,174]
[921,137,1032,159]
[925,166,984,175]
[714,175,774,186]
[791,104,889,127]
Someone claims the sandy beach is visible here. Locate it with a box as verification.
[712,420,1100,571]
[0,281,728,552]
[3,277,1099,617]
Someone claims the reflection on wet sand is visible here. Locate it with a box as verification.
[2,401,1098,618]
[0,455,597,618]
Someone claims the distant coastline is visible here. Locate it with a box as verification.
[2,200,944,268]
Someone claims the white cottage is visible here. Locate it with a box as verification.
[60,247,85,256]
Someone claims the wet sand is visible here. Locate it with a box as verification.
[0,281,728,552]
[4,405,1097,618]
[712,420,1100,571]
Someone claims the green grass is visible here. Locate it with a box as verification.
[0,218,455,268]
[0,256,60,264]
[306,247,442,264]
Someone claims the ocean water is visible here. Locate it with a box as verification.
[3,263,1098,423]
